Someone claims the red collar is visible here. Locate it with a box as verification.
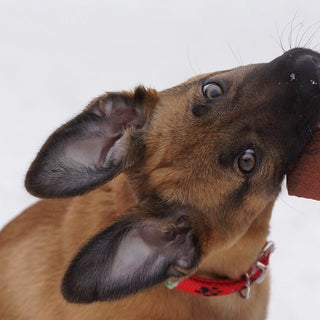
[165,241,275,299]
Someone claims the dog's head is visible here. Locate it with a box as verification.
[26,48,320,302]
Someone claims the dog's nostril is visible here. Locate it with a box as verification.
[291,54,320,90]
[311,56,320,65]
[296,54,320,71]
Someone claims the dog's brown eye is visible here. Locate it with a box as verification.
[238,149,256,173]
[202,83,223,99]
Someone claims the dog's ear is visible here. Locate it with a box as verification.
[61,203,199,303]
[25,86,158,198]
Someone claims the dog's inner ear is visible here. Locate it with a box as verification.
[25,87,157,198]
[61,207,199,303]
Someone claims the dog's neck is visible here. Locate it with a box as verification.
[111,174,273,281]
[196,203,273,280]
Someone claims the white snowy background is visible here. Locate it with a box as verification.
[1,1,320,319]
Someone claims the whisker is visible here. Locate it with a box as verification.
[280,15,298,51]
[312,42,320,51]
[298,20,320,47]
[272,34,283,52]
[186,47,198,76]
[236,47,244,65]
[294,22,304,48]
[304,25,320,48]
[276,22,285,52]
[226,42,242,66]
[193,58,202,74]
[288,14,298,49]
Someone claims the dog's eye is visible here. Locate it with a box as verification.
[238,149,256,173]
[202,83,223,99]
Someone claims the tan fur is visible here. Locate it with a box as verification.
[0,176,271,320]
[2,53,314,319]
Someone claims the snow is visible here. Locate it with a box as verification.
[1,1,320,319]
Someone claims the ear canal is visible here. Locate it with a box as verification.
[61,208,200,303]
[25,87,158,198]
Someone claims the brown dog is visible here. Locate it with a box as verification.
[1,48,320,320]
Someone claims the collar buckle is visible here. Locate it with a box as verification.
[255,241,275,284]
[239,273,251,299]
[240,241,275,299]
[255,261,268,283]
[166,240,275,300]
[260,241,275,257]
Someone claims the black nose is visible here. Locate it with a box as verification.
[294,54,320,81]
[288,49,320,96]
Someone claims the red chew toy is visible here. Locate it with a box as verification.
[287,125,320,201]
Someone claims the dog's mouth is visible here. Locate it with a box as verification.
[278,49,320,200]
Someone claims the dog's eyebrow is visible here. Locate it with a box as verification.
[165,70,230,93]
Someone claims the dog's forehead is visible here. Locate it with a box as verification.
[160,63,262,96]
[147,62,268,136]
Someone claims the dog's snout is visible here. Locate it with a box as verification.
[294,54,320,80]
[287,50,320,95]
[295,54,320,68]
[271,49,320,97]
